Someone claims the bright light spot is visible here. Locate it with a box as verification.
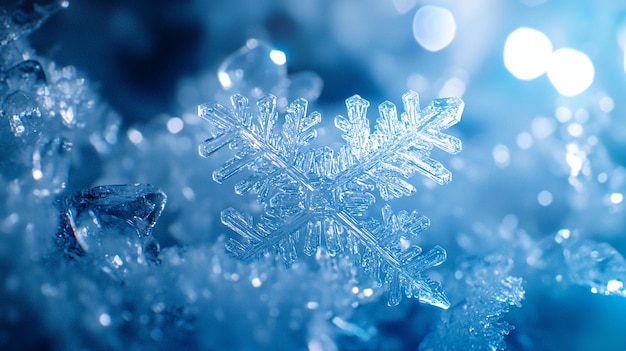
[438,77,465,97]
[555,106,572,123]
[554,229,571,244]
[167,117,184,134]
[607,279,623,292]
[99,313,111,327]
[269,50,286,65]
[567,123,584,137]
[492,144,510,168]
[351,286,359,294]
[555,274,563,282]
[60,1,69,8]
[531,117,556,139]
[306,301,319,310]
[32,169,43,180]
[503,27,553,80]
[598,172,608,183]
[516,132,534,149]
[565,143,585,177]
[127,128,143,144]
[413,6,456,52]
[538,190,553,206]
[251,277,262,288]
[363,288,374,297]
[610,193,623,204]
[218,71,232,89]
[591,287,598,294]
[600,96,614,113]
[547,48,594,96]
[112,255,123,268]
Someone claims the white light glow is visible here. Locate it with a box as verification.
[538,190,553,206]
[167,117,184,134]
[600,96,614,113]
[127,128,143,144]
[516,132,534,149]
[547,48,594,96]
[99,313,111,327]
[567,123,584,137]
[555,106,572,123]
[607,279,623,292]
[610,193,623,204]
[503,27,553,80]
[269,50,286,65]
[218,71,232,89]
[565,143,585,177]
[413,6,456,52]
[492,144,510,168]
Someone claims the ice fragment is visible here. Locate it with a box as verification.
[560,234,626,297]
[57,184,166,279]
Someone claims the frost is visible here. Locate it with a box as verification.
[420,255,525,351]
[198,90,463,307]
[0,0,68,48]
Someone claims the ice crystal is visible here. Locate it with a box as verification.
[420,255,525,351]
[57,184,166,280]
[0,0,68,48]
[218,38,323,104]
[556,230,626,297]
[198,91,463,307]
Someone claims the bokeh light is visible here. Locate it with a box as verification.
[269,50,286,65]
[412,6,456,52]
[547,48,595,96]
[503,27,553,80]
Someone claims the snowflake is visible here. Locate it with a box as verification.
[198,91,463,307]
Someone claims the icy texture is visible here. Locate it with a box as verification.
[420,255,525,351]
[556,230,626,297]
[218,39,323,103]
[57,184,166,280]
[198,91,463,307]
[0,0,68,48]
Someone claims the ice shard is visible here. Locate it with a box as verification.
[57,184,167,279]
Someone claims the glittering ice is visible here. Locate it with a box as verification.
[420,255,525,351]
[218,39,323,104]
[57,184,166,279]
[558,231,626,297]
